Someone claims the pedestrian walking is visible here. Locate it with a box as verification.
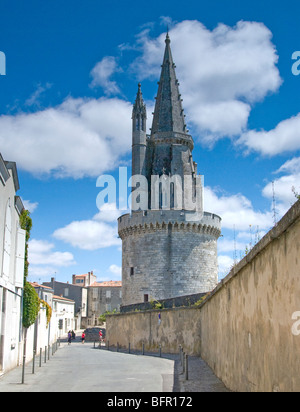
[68,331,72,345]
[81,332,86,344]
[158,312,161,326]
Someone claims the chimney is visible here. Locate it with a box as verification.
[72,274,76,284]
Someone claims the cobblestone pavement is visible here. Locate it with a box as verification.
[175,356,230,392]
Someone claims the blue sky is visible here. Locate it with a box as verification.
[1,0,300,283]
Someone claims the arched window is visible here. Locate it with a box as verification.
[2,199,12,278]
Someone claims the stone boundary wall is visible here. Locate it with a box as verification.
[200,199,300,392]
[107,200,300,392]
[120,292,207,313]
[106,306,202,354]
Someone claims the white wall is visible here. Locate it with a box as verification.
[0,163,26,373]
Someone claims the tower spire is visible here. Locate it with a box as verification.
[151,33,189,138]
[132,82,147,178]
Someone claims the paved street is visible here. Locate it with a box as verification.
[0,340,175,392]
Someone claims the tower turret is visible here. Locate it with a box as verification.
[132,83,147,177]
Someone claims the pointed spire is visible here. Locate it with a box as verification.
[133,82,146,116]
[151,33,188,138]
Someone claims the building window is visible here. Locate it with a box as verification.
[106,290,111,299]
[144,294,149,303]
[130,267,134,276]
[64,288,69,297]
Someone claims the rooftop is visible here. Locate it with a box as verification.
[90,281,122,288]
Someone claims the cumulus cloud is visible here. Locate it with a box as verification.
[109,264,122,276]
[28,239,76,267]
[90,56,122,94]
[21,199,39,213]
[53,203,122,251]
[53,220,120,250]
[131,19,282,143]
[204,186,273,231]
[0,97,132,178]
[262,157,300,215]
[239,114,300,156]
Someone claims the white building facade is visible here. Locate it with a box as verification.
[0,154,26,373]
[52,295,76,337]
[25,284,76,362]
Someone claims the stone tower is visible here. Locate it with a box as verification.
[118,33,221,306]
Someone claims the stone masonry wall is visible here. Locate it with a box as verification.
[119,210,221,305]
[108,200,300,392]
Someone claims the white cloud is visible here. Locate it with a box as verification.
[90,56,121,94]
[218,238,245,254]
[109,264,122,276]
[239,113,300,156]
[53,219,120,251]
[53,203,122,251]
[276,157,300,175]
[218,255,234,278]
[29,239,76,267]
[131,20,281,143]
[0,96,132,178]
[21,199,39,213]
[204,186,273,231]
[93,202,127,223]
[25,82,52,108]
[262,157,300,215]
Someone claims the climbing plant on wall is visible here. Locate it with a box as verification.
[20,209,40,328]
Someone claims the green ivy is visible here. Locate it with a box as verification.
[20,209,40,329]
[20,209,32,283]
[23,282,40,329]
[40,299,52,328]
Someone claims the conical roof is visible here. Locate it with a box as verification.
[151,33,190,138]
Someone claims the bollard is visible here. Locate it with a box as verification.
[182,352,185,374]
[185,354,189,380]
[39,348,42,367]
[48,345,50,360]
[107,340,110,351]
[159,344,162,357]
[44,346,47,363]
[32,350,36,374]
[142,342,145,356]
[128,342,131,354]
[21,354,26,384]
[117,342,119,352]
